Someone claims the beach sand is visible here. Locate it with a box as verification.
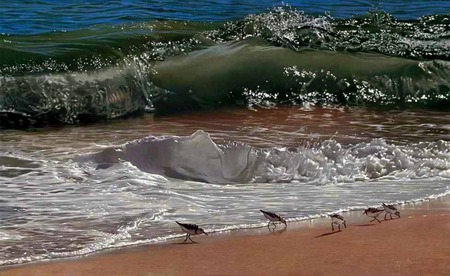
[2,196,450,276]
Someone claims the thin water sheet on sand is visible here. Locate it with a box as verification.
[2,196,449,275]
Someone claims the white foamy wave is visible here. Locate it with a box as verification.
[1,186,448,267]
[2,130,449,267]
[79,130,450,184]
[0,231,23,242]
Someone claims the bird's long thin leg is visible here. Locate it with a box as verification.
[184,234,188,242]
[331,223,334,231]
[338,224,341,231]
[273,222,277,229]
[375,217,381,223]
[384,213,388,220]
[188,234,194,243]
[267,222,271,229]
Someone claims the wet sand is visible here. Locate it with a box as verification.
[2,196,449,276]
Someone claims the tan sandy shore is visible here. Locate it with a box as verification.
[2,196,450,276]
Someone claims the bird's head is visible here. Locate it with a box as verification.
[197,228,208,236]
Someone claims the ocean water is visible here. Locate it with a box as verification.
[1,0,450,266]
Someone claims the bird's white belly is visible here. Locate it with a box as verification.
[264,214,278,221]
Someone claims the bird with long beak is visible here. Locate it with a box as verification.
[260,210,287,228]
[382,203,400,219]
[363,207,384,223]
[176,221,208,243]
[330,214,347,231]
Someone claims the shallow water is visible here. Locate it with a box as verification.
[0,107,449,265]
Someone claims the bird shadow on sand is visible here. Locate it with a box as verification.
[172,241,199,245]
[355,223,377,227]
[382,218,399,222]
[268,227,287,235]
[314,231,341,238]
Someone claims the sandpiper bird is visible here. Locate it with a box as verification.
[330,214,346,231]
[260,210,287,228]
[175,221,208,243]
[363,207,384,223]
[382,203,400,220]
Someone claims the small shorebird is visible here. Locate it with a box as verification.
[260,210,287,228]
[330,214,346,231]
[175,221,208,243]
[363,207,384,223]
[382,203,400,219]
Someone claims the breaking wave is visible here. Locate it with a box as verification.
[1,7,450,128]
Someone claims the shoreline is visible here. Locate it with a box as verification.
[2,195,449,275]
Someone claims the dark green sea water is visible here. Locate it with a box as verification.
[1,1,449,127]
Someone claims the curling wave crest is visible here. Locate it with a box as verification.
[1,7,450,127]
